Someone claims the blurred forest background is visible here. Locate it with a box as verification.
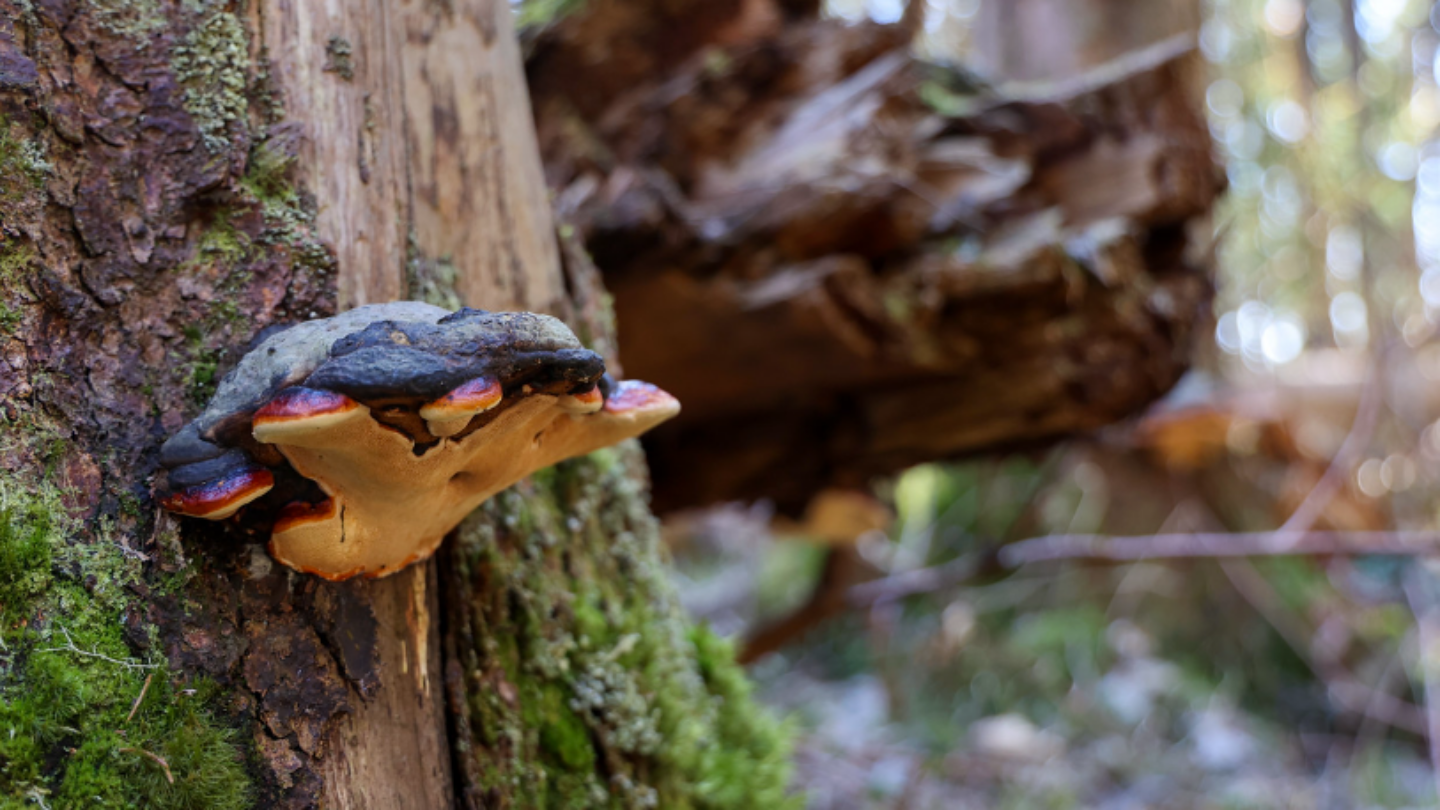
[523,0,1440,806]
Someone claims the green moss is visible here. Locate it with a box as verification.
[531,682,595,771]
[684,627,795,810]
[0,483,252,808]
[0,243,34,286]
[181,325,220,406]
[0,487,55,627]
[172,13,249,152]
[0,241,32,337]
[190,218,251,271]
[0,120,48,229]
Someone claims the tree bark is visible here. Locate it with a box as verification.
[0,2,787,808]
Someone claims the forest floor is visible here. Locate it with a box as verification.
[666,446,1439,810]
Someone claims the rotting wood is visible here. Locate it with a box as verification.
[528,2,1221,512]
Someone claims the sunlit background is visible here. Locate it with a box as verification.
[659,0,1440,806]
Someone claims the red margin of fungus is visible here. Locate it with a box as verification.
[603,380,677,414]
[254,388,359,424]
[427,377,502,414]
[161,468,274,518]
[571,387,603,407]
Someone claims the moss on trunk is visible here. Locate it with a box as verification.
[443,448,795,809]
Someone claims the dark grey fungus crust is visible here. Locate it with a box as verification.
[156,302,607,521]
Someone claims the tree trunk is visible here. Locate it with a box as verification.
[0,2,787,808]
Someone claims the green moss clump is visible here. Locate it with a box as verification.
[0,240,37,337]
[0,483,252,808]
[172,13,249,152]
[683,627,795,810]
[0,488,54,627]
[182,325,221,405]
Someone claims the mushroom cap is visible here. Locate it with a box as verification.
[157,303,679,579]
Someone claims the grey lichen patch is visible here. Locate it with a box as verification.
[0,118,50,233]
[406,232,463,311]
[89,0,166,45]
[0,241,35,337]
[324,35,355,81]
[172,12,249,152]
[446,444,797,808]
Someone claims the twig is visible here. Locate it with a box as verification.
[1278,365,1382,535]
[847,553,985,607]
[126,673,153,723]
[1403,566,1440,800]
[1000,530,1440,566]
[1220,557,1426,735]
[845,529,1440,607]
[119,747,174,784]
[38,627,159,670]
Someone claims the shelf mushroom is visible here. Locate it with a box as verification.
[157,302,680,580]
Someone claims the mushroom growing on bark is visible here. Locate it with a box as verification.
[158,302,680,580]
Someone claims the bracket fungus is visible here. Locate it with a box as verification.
[158,302,680,580]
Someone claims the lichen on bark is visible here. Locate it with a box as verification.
[171,11,249,152]
[442,446,796,809]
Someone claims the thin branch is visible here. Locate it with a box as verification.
[126,673,153,723]
[1277,365,1382,535]
[1403,566,1440,800]
[1220,557,1426,736]
[119,747,174,784]
[847,553,985,607]
[1000,530,1440,567]
[38,627,159,671]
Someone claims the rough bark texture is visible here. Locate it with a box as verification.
[0,1,788,808]
[527,0,1222,513]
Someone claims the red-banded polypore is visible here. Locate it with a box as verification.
[157,303,680,580]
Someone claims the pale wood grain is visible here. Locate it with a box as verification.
[400,0,565,313]
[258,0,562,804]
[255,0,410,308]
